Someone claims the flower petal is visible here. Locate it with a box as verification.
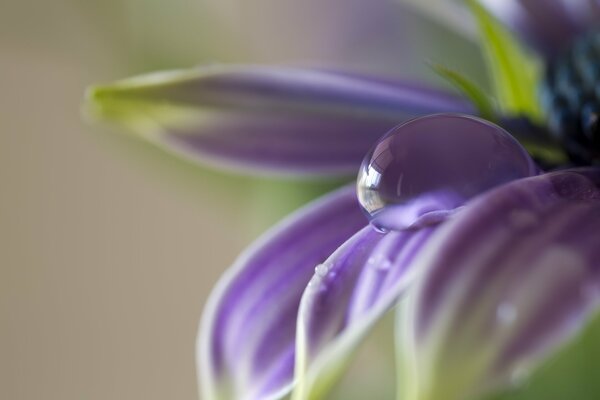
[292,224,439,399]
[479,0,600,58]
[396,168,600,400]
[197,184,366,400]
[86,65,473,177]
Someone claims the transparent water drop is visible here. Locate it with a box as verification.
[357,114,537,231]
[315,263,329,278]
[366,254,392,271]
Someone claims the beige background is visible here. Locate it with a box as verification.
[0,1,331,399]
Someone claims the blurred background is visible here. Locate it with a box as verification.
[0,1,484,399]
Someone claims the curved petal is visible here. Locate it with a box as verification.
[479,0,600,58]
[396,168,600,400]
[292,224,439,399]
[197,185,367,400]
[85,65,473,177]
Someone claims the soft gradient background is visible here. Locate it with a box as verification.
[0,2,329,399]
[0,1,484,399]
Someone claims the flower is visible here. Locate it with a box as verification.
[480,0,600,163]
[480,0,600,58]
[84,1,600,399]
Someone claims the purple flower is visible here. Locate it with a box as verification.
[85,1,600,399]
[480,0,600,58]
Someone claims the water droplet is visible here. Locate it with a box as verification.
[315,263,329,277]
[367,254,392,271]
[378,260,392,271]
[356,114,537,231]
[496,302,518,326]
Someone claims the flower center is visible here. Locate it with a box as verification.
[540,30,600,164]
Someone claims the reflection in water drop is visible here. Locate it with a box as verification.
[357,114,537,232]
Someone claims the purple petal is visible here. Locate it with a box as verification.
[198,185,366,400]
[87,65,473,176]
[397,168,600,400]
[293,224,438,398]
[480,0,600,58]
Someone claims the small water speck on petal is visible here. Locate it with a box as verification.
[367,254,392,271]
[315,263,329,278]
[377,259,392,271]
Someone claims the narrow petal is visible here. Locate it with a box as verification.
[396,168,600,400]
[479,0,600,58]
[86,65,472,177]
[293,224,439,399]
[197,185,366,400]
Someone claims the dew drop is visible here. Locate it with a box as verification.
[357,114,537,231]
[315,263,329,278]
[367,254,392,271]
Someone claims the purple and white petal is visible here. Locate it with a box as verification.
[397,168,600,400]
[292,223,439,399]
[87,65,472,177]
[480,0,600,58]
[198,185,367,400]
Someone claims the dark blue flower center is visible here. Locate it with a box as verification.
[540,30,600,164]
